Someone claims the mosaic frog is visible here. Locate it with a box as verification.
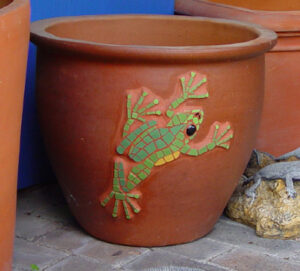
[100,71,234,219]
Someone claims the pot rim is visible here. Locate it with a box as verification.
[175,0,300,33]
[0,0,28,16]
[30,14,277,63]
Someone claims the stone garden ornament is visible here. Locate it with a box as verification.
[227,148,300,239]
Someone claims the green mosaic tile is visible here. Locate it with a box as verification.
[179,113,187,123]
[138,150,148,160]
[149,129,160,139]
[188,149,198,156]
[170,125,184,135]
[138,164,145,170]
[177,97,185,104]
[173,139,184,148]
[208,142,216,150]
[132,166,140,174]
[126,181,135,191]
[129,173,141,184]
[113,184,120,191]
[115,193,125,200]
[198,146,208,155]
[156,139,167,149]
[176,132,185,140]
[150,153,158,162]
[136,141,146,149]
[160,128,168,136]
[170,145,179,152]
[157,151,164,159]
[144,135,152,144]
[145,142,156,154]
[163,148,172,156]
[138,172,147,180]
[172,116,180,125]
[144,168,151,175]
[144,159,154,168]
[128,133,137,141]
[119,170,124,178]
[128,173,135,181]
[149,120,157,126]
[116,146,125,154]
[166,110,174,118]
[140,123,149,131]
[193,117,200,124]
[181,145,190,153]
[163,133,174,144]
[121,139,131,148]
[132,154,143,162]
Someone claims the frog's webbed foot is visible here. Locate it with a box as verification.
[208,123,234,151]
[100,162,141,219]
[101,191,141,219]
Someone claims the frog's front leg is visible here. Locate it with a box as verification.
[100,160,152,219]
[181,122,234,156]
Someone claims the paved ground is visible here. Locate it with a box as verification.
[14,183,300,271]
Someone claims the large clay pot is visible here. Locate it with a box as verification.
[0,0,30,269]
[31,15,276,246]
[175,0,300,156]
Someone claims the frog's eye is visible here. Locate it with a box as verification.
[186,124,197,136]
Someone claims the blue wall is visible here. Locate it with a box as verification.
[18,0,175,189]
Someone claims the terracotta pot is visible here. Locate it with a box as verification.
[31,15,276,246]
[0,0,30,269]
[175,0,300,156]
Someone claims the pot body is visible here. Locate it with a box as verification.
[175,0,300,156]
[0,0,30,270]
[32,15,276,246]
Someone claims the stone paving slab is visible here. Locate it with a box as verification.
[36,225,94,253]
[13,183,300,271]
[123,250,231,271]
[13,238,68,271]
[15,212,62,242]
[44,255,113,271]
[73,239,149,268]
[210,247,300,271]
[157,237,234,262]
[207,218,300,258]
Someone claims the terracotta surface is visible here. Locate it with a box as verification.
[31,15,276,246]
[175,0,300,156]
[0,0,30,270]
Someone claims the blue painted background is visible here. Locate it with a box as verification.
[18,0,175,189]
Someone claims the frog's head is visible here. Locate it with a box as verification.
[167,109,204,140]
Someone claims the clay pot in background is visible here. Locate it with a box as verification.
[0,0,30,270]
[31,15,276,246]
[175,0,300,156]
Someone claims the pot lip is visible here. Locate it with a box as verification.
[30,14,277,63]
[0,0,28,16]
[192,0,300,15]
[176,0,300,33]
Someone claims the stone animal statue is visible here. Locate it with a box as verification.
[276,147,300,162]
[244,148,300,201]
[245,161,300,200]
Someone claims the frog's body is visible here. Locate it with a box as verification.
[100,71,234,219]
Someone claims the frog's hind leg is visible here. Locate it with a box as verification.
[100,161,141,219]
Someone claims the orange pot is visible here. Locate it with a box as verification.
[0,0,30,269]
[31,15,276,246]
[175,0,300,156]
